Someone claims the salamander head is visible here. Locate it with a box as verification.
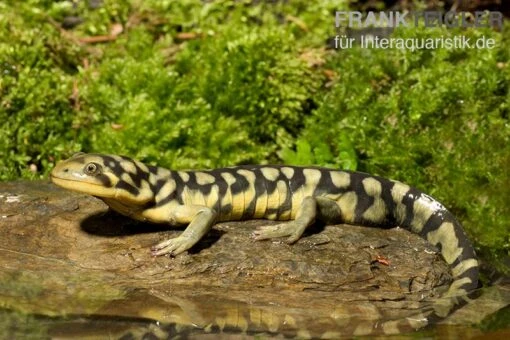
[50,152,154,204]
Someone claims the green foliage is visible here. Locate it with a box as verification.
[280,133,357,170]
[0,2,83,179]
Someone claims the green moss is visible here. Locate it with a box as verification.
[0,2,83,179]
[77,25,321,169]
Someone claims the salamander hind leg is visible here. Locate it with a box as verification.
[252,196,317,244]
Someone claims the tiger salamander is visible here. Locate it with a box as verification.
[50,152,479,333]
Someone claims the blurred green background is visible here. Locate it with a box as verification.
[0,0,508,275]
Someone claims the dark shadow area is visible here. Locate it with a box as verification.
[80,209,224,253]
[187,229,224,254]
[302,220,328,238]
[80,210,171,237]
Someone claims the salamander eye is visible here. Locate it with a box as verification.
[84,162,101,175]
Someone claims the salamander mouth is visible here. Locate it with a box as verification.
[50,174,116,198]
[50,174,103,185]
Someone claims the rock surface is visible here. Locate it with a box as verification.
[0,180,505,338]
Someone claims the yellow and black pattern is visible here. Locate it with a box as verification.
[50,153,479,335]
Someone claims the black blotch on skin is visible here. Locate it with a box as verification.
[452,222,478,264]
[239,167,265,216]
[220,203,232,216]
[101,155,125,177]
[210,170,229,199]
[236,169,261,218]
[148,165,159,175]
[230,170,250,195]
[128,162,149,188]
[116,180,139,196]
[400,187,423,228]
[264,175,278,197]
[350,173,376,224]
[288,167,307,193]
[154,177,179,207]
[455,267,478,288]
[185,172,214,196]
[150,178,167,194]
[419,210,446,238]
[203,170,227,214]
[97,174,112,187]
[260,167,293,219]
[265,207,279,217]
[377,178,397,225]
[169,171,185,205]
[315,170,348,196]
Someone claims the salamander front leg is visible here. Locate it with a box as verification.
[148,205,217,256]
[252,196,317,244]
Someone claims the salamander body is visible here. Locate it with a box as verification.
[50,152,479,334]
